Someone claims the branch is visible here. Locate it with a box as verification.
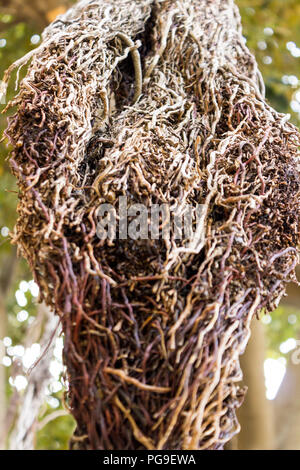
[0,0,73,29]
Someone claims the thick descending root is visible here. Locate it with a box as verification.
[3,0,300,449]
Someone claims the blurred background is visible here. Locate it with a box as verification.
[0,0,299,450]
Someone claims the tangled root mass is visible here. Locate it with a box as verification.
[2,0,300,450]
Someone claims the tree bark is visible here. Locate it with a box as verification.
[273,267,300,449]
[281,267,300,308]
[0,295,7,450]
[237,319,274,450]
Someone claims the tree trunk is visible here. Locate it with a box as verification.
[273,268,300,449]
[0,249,17,449]
[281,267,300,308]
[9,303,60,450]
[274,340,300,449]
[3,0,300,450]
[237,319,274,450]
